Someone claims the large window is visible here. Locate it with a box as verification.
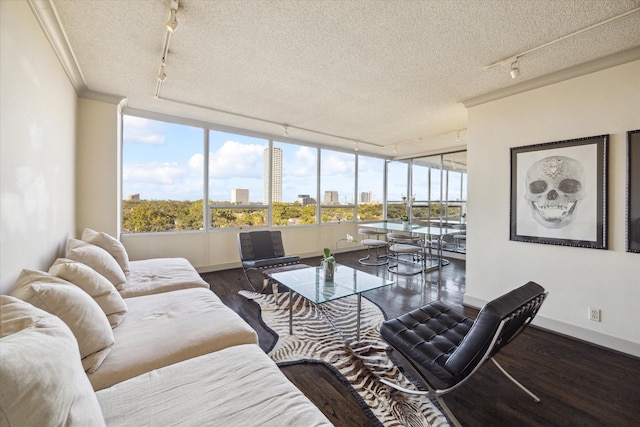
[209,131,269,228]
[273,141,318,226]
[357,155,384,221]
[121,113,464,233]
[386,160,409,220]
[320,149,355,223]
[410,151,467,226]
[122,116,204,233]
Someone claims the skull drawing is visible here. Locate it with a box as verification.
[524,155,586,229]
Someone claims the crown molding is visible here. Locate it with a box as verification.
[460,46,640,108]
[28,0,87,95]
[82,90,126,105]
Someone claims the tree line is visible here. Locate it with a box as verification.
[122,199,461,233]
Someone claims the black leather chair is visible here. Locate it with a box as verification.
[238,230,300,290]
[379,281,547,426]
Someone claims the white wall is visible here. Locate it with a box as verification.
[466,60,640,356]
[76,98,120,237]
[0,1,77,294]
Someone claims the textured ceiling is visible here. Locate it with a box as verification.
[49,0,640,157]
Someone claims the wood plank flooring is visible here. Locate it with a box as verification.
[201,250,640,427]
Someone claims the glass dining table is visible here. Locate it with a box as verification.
[360,221,459,272]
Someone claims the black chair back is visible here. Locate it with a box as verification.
[238,230,286,261]
[445,281,547,382]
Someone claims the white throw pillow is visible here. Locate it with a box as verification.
[82,228,130,275]
[67,239,127,290]
[11,270,115,373]
[49,258,128,327]
[0,295,106,426]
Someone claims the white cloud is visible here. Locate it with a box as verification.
[287,146,316,177]
[189,153,204,171]
[123,116,165,145]
[322,153,353,175]
[208,140,266,178]
[123,162,185,184]
[123,161,204,200]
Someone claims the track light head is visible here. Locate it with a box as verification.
[166,9,178,33]
[510,60,520,79]
[157,62,167,82]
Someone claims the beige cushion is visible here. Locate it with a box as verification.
[96,344,332,427]
[49,258,128,327]
[121,257,210,298]
[67,239,127,290]
[87,288,258,390]
[11,270,115,373]
[82,228,130,275]
[0,295,106,426]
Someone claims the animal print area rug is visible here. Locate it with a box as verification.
[239,290,450,427]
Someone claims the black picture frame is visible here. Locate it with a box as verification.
[510,135,608,249]
[627,129,640,253]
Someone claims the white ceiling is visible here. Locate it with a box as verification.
[43,0,640,158]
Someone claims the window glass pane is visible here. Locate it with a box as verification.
[211,207,266,228]
[386,160,408,220]
[411,160,431,223]
[320,149,354,223]
[443,151,467,224]
[209,131,268,204]
[208,130,268,228]
[273,141,318,225]
[122,115,204,233]
[357,155,384,221]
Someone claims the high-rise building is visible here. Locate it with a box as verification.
[360,191,372,204]
[263,147,282,203]
[324,191,339,204]
[297,194,315,206]
[232,188,249,204]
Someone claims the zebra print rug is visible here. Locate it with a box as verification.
[239,290,450,427]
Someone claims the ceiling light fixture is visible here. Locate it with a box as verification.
[484,7,640,77]
[354,141,359,151]
[510,59,520,79]
[155,0,179,99]
[166,9,178,33]
[393,144,397,154]
[157,62,167,82]
[282,125,289,137]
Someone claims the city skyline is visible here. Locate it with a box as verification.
[122,116,464,204]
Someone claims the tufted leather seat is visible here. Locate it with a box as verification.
[380,281,547,425]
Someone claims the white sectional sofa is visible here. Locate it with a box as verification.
[0,229,332,426]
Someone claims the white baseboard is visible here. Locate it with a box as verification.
[463,295,640,358]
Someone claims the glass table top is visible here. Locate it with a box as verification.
[363,221,461,236]
[267,264,394,304]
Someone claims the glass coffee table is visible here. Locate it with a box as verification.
[266,264,394,341]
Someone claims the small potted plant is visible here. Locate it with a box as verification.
[321,247,335,281]
[400,215,410,229]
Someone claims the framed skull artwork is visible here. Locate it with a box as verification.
[510,135,608,249]
[627,129,640,253]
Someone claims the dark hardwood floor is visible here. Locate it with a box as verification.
[201,250,640,427]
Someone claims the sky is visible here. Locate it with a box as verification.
[122,115,389,203]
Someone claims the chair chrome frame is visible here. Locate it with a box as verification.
[358,228,388,266]
[386,232,424,276]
